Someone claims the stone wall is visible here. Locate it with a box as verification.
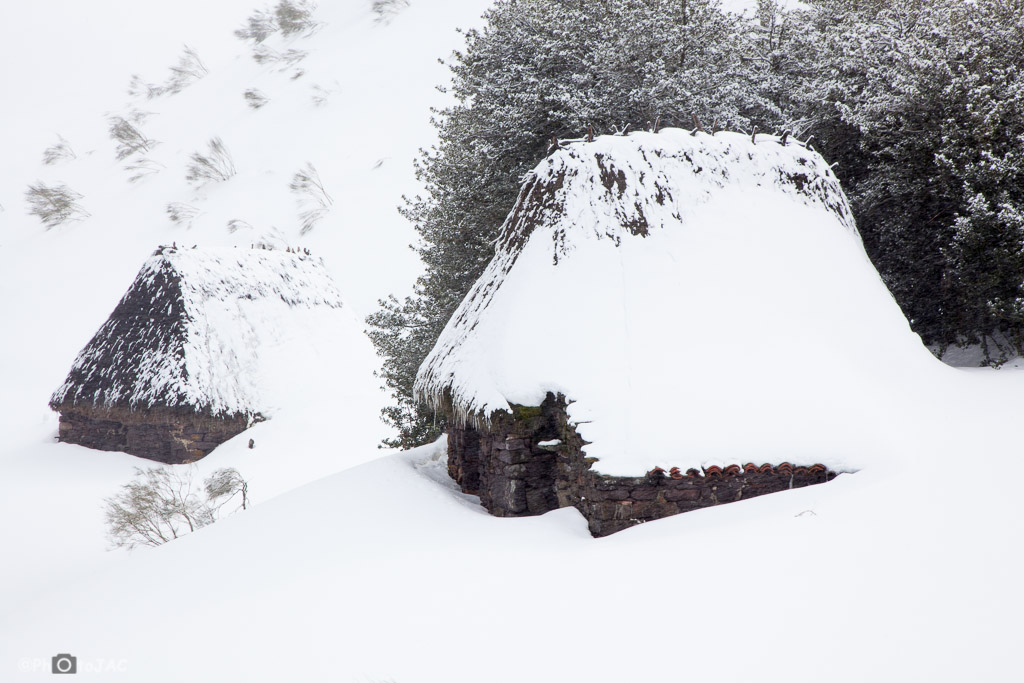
[54,404,253,464]
[448,398,564,517]
[447,393,837,537]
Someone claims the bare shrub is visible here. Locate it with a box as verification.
[42,135,76,165]
[104,466,250,550]
[252,45,278,65]
[227,218,253,233]
[254,226,289,249]
[204,468,250,512]
[127,74,162,99]
[165,45,209,94]
[236,1,319,45]
[127,45,208,99]
[252,45,307,69]
[25,183,89,228]
[185,137,236,185]
[125,158,165,183]
[108,115,158,160]
[166,202,201,227]
[244,88,269,109]
[372,0,410,23]
[311,84,333,107]
[276,0,320,35]
[289,162,333,234]
[235,8,277,43]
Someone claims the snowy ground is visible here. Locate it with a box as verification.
[2,1,1024,682]
[4,438,1024,682]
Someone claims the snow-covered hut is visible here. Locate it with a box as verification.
[416,128,933,536]
[50,245,345,463]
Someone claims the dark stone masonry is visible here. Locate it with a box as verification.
[56,405,253,464]
[447,393,838,537]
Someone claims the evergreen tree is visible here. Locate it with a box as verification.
[936,0,1024,356]
[782,0,1024,355]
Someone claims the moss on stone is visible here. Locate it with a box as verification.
[510,403,542,420]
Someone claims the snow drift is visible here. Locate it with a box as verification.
[417,129,940,475]
[6,437,1024,683]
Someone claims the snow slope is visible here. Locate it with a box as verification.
[3,438,1023,683]
[418,130,969,475]
[0,0,492,607]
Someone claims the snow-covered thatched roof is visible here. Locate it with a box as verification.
[416,129,936,475]
[50,246,344,417]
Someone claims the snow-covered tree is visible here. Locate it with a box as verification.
[780,0,1024,356]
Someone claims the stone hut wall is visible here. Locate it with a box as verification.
[55,404,252,464]
[447,393,837,537]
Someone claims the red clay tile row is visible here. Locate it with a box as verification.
[648,463,829,480]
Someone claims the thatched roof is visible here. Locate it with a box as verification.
[415,129,930,475]
[50,245,343,417]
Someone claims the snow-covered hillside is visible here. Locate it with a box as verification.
[0,0,492,609]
